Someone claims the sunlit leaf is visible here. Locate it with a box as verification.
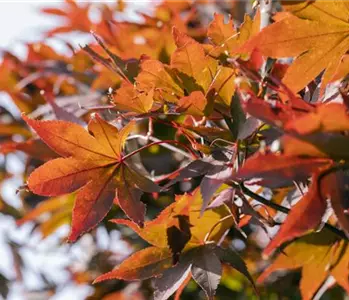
[23,113,157,241]
[241,1,349,93]
[263,173,327,256]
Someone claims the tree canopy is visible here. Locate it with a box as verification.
[1,0,349,299]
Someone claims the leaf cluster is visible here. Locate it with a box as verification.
[1,0,349,299]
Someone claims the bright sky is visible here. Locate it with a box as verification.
[0,1,152,57]
[0,2,57,57]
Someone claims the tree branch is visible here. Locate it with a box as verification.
[122,138,198,162]
[259,0,275,84]
[127,134,194,159]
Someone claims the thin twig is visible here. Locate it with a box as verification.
[239,183,289,213]
[293,181,305,196]
[204,215,234,243]
[123,137,198,161]
[126,134,194,159]
[238,183,348,240]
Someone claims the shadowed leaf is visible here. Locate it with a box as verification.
[263,173,327,256]
[236,152,331,188]
[259,230,349,300]
[94,247,173,282]
[111,187,233,249]
[166,215,192,264]
[153,260,192,300]
[322,170,349,238]
[215,246,256,292]
[191,245,222,299]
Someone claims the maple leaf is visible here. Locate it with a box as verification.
[330,53,349,84]
[171,28,241,107]
[259,230,349,300]
[277,101,349,170]
[94,246,173,281]
[17,194,74,226]
[153,244,256,300]
[23,113,159,241]
[214,66,238,107]
[136,58,184,103]
[166,215,192,264]
[236,152,331,188]
[199,162,233,215]
[242,96,349,163]
[95,188,230,276]
[164,152,234,213]
[82,32,139,83]
[42,0,91,36]
[282,133,349,160]
[285,102,349,135]
[134,29,238,114]
[207,10,260,58]
[6,0,349,298]
[263,172,328,256]
[176,91,207,116]
[241,0,349,94]
[322,170,349,238]
[112,81,154,114]
[109,187,233,250]
[153,258,192,300]
[191,245,222,299]
[241,92,301,127]
[171,27,217,93]
[207,14,238,57]
[177,118,231,141]
[95,188,255,299]
[0,139,58,161]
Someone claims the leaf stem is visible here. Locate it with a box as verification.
[238,183,348,241]
[122,139,198,162]
[204,215,233,243]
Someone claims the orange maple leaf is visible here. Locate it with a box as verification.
[259,230,349,300]
[95,188,255,299]
[23,113,159,241]
[241,1,349,94]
